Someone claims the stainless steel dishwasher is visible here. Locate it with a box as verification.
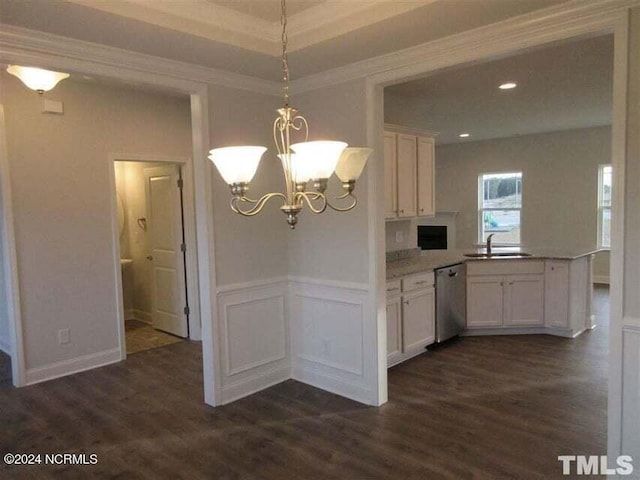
[435,263,466,343]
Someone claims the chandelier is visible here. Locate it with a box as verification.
[208,0,372,229]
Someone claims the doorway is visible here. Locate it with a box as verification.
[114,160,189,355]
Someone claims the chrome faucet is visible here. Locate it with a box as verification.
[486,233,495,256]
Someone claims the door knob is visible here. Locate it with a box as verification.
[146,255,153,261]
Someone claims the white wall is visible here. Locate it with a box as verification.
[616,5,640,461]
[286,80,380,405]
[208,85,288,287]
[0,72,192,381]
[208,85,291,403]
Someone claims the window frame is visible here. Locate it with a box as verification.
[477,171,523,246]
[597,164,612,249]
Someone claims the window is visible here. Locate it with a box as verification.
[479,172,522,245]
[598,164,612,248]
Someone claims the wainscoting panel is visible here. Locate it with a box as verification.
[622,325,640,460]
[289,277,376,405]
[217,278,290,404]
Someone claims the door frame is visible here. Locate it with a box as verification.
[109,155,200,357]
[364,5,631,455]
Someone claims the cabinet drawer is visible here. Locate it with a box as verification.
[467,260,544,276]
[386,279,402,297]
[402,272,434,292]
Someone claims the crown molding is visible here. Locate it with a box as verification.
[286,0,433,53]
[0,25,281,96]
[65,0,433,56]
[68,0,279,56]
[291,0,639,93]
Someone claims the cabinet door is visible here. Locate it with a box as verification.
[544,261,570,328]
[504,275,544,326]
[417,136,435,217]
[383,132,398,219]
[396,134,417,218]
[386,296,403,366]
[402,287,435,352]
[467,276,504,327]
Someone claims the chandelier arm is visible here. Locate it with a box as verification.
[326,193,358,212]
[231,193,287,216]
[296,191,327,214]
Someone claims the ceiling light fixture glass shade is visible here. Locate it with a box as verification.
[6,65,69,93]
[335,147,373,182]
[208,146,266,185]
[207,0,370,229]
[290,141,347,180]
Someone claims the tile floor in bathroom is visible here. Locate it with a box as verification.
[125,319,184,355]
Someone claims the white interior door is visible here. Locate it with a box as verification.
[144,165,188,338]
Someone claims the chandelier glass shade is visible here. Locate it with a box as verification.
[207,0,372,229]
[6,65,69,93]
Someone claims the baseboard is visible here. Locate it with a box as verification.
[0,337,10,355]
[132,309,152,324]
[593,275,610,285]
[24,347,121,385]
[221,364,290,405]
[292,365,375,406]
[462,326,577,338]
[123,308,135,320]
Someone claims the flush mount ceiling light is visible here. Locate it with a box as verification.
[459,133,471,138]
[208,0,372,229]
[499,82,517,90]
[6,65,69,94]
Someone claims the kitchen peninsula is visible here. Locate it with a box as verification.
[385,247,602,367]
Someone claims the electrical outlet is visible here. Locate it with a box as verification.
[58,329,70,345]
[395,231,404,243]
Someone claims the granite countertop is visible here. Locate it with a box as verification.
[386,247,607,280]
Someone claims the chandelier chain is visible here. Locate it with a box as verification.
[281,0,290,106]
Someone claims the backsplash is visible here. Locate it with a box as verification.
[386,248,421,263]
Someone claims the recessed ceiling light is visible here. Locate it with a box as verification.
[459,133,470,138]
[499,82,517,90]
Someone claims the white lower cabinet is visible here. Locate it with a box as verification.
[467,261,545,329]
[544,261,570,328]
[402,288,435,352]
[386,272,435,367]
[467,275,504,327]
[386,295,403,365]
[504,275,544,326]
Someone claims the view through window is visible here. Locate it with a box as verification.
[479,172,522,245]
[598,164,612,248]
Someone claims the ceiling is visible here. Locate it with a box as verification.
[0,0,568,81]
[384,35,614,145]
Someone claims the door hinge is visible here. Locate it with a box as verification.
[180,243,186,253]
[184,306,190,316]
[177,178,184,189]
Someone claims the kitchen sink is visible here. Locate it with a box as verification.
[464,252,533,258]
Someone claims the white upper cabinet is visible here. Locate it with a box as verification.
[396,133,418,218]
[383,125,437,220]
[383,132,398,219]
[417,136,435,217]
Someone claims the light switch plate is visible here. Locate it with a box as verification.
[42,99,64,114]
[395,231,404,243]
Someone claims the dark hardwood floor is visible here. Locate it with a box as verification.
[0,287,609,479]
